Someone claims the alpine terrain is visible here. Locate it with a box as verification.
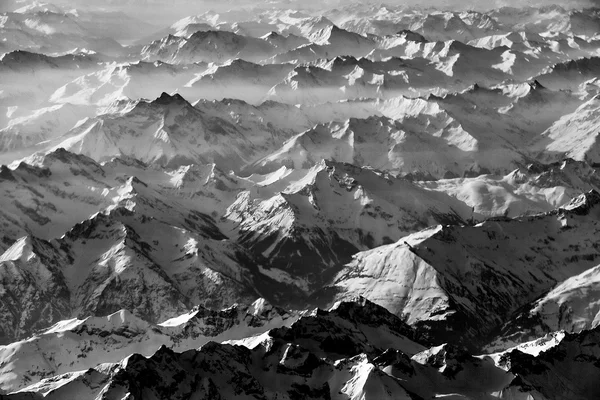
[1,0,600,399]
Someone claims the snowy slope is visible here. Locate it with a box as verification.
[49,61,207,107]
[323,190,600,348]
[141,30,278,64]
[6,298,600,400]
[0,299,297,393]
[5,298,428,400]
[532,95,600,164]
[419,158,600,218]
[0,103,90,152]
[39,93,282,170]
[225,160,471,288]
[0,150,305,343]
[488,264,600,348]
[180,59,294,104]
[251,111,517,179]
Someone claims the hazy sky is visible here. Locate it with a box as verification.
[2,0,598,26]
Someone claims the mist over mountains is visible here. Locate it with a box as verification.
[2,0,599,30]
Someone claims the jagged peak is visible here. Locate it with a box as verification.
[262,31,282,39]
[93,309,151,329]
[277,159,366,196]
[257,99,295,109]
[323,55,360,69]
[0,50,51,65]
[0,165,16,181]
[327,295,371,311]
[312,15,333,24]
[42,148,104,171]
[304,296,420,343]
[446,39,475,52]
[247,297,277,316]
[103,155,149,169]
[188,29,244,42]
[62,211,127,242]
[126,175,149,188]
[329,24,346,33]
[143,34,182,51]
[528,79,546,90]
[560,189,600,215]
[321,159,381,179]
[412,342,472,374]
[46,147,76,159]
[328,24,369,40]
[117,60,178,74]
[455,83,505,98]
[166,297,287,328]
[310,23,369,45]
[222,58,260,69]
[299,14,334,29]
[0,235,60,265]
[120,176,148,197]
[216,97,254,109]
[0,49,95,67]
[14,1,66,14]
[551,56,600,72]
[0,236,37,263]
[11,160,52,178]
[158,33,182,43]
[169,162,221,187]
[150,92,191,106]
[49,309,152,335]
[348,113,395,126]
[397,29,427,42]
[559,157,586,169]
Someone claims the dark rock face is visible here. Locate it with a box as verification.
[503,327,600,400]
[325,189,600,350]
[9,298,600,400]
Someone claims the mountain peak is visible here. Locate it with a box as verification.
[151,92,190,106]
[330,55,359,67]
[0,50,51,67]
[188,29,241,42]
[325,296,416,338]
[0,236,36,263]
[0,165,15,182]
[0,235,60,266]
[560,190,600,215]
[263,31,281,39]
[43,148,103,169]
[398,29,427,42]
[528,79,546,90]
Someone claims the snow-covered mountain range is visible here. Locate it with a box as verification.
[2,1,600,398]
